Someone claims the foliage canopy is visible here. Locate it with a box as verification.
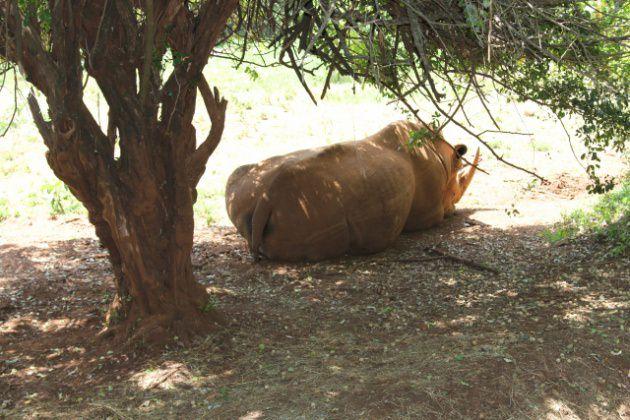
[2,1,628,191]
[233,0,629,189]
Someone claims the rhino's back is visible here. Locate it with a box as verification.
[257,141,415,260]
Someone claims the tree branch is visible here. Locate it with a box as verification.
[187,78,227,187]
[26,90,52,145]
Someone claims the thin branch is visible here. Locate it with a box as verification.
[89,0,114,70]
[320,66,334,100]
[26,89,52,145]
[425,246,499,274]
[286,47,317,104]
[187,78,228,187]
[417,82,546,181]
[0,66,18,137]
[554,111,587,172]
[406,3,443,100]
[477,129,532,136]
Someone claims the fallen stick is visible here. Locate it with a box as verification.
[392,256,444,264]
[425,246,499,274]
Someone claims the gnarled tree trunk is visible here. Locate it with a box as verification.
[2,0,238,345]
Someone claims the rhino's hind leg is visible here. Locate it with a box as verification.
[250,197,272,260]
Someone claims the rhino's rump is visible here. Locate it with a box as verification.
[258,147,415,261]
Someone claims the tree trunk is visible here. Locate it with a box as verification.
[35,113,222,345]
[26,84,227,346]
[95,197,218,346]
[5,0,237,346]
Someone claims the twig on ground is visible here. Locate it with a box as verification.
[88,402,129,419]
[393,256,444,263]
[423,246,499,274]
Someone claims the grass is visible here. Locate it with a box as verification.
[487,138,512,151]
[0,50,392,226]
[40,181,85,218]
[0,47,606,228]
[0,197,9,222]
[544,175,629,255]
[1,55,628,418]
[530,138,553,152]
[195,188,225,227]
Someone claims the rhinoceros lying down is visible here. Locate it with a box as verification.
[225,120,479,261]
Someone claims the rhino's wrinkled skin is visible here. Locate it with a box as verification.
[225,120,480,261]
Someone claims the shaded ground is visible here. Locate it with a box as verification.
[1,166,628,419]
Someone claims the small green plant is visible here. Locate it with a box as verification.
[243,66,259,81]
[218,387,230,401]
[505,203,520,217]
[194,189,223,226]
[407,128,430,151]
[488,139,512,151]
[379,306,395,315]
[0,198,10,222]
[524,178,539,191]
[530,139,552,152]
[40,181,83,217]
[544,175,629,256]
[200,296,219,313]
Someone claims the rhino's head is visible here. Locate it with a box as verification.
[443,145,480,217]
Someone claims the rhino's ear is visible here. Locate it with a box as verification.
[455,144,467,157]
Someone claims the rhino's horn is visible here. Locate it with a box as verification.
[457,148,480,200]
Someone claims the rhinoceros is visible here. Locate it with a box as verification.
[225,120,480,261]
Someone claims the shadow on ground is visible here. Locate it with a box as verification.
[0,210,628,418]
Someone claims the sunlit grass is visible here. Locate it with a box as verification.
[0,48,603,227]
[544,175,629,255]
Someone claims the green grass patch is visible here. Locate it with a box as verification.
[487,138,512,151]
[40,181,85,218]
[544,175,629,256]
[530,138,552,152]
[0,198,9,222]
[195,188,224,226]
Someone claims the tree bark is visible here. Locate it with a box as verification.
[28,92,221,345]
[4,0,238,346]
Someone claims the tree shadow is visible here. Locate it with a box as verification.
[0,215,627,418]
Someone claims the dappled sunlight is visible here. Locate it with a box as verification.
[1,71,628,417]
[239,410,264,419]
[0,214,628,417]
[206,285,239,297]
[544,397,580,419]
[131,362,194,391]
[0,315,90,335]
[0,1,626,413]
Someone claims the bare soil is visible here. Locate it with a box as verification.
[1,160,628,419]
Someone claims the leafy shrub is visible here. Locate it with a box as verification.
[40,181,84,217]
[545,175,629,255]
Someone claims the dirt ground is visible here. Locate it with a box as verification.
[1,147,629,419]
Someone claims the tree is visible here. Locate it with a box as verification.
[241,0,628,189]
[0,0,627,345]
[0,0,238,344]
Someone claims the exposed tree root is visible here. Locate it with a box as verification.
[98,309,224,350]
